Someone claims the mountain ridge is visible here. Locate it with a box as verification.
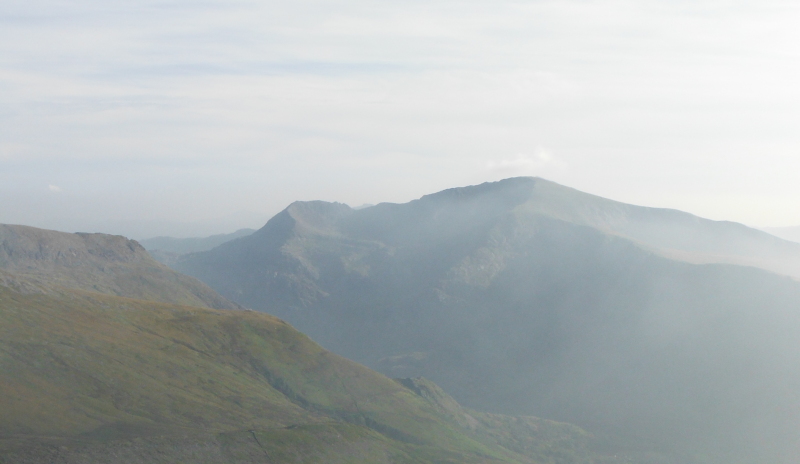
[173,177,800,463]
[0,224,239,310]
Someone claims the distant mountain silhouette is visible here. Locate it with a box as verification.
[175,177,800,463]
[140,228,256,254]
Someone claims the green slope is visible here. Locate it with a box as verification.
[0,273,605,464]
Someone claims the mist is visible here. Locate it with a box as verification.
[171,177,800,463]
[4,1,800,462]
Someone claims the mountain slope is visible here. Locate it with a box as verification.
[140,228,256,255]
[0,224,238,309]
[175,177,800,463]
[140,228,256,266]
[763,225,800,244]
[509,179,800,278]
[0,272,603,464]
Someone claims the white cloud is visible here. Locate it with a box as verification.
[486,148,565,174]
[3,0,800,235]
[48,185,62,193]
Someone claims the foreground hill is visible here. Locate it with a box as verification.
[0,224,237,309]
[175,177,800,463]
[0,271,603,464]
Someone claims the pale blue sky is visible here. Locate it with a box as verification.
[3,0,800,238]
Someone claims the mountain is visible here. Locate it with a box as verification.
[140,228,256,255]
[0,224,238,309]
[174,177,800,463]
[0,223,615,463]
[763,225,800,244]
[0,271,601,464]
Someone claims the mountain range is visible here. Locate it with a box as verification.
[173,177,800,463]
[0,223,613,464]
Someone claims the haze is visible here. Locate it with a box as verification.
[3,0,800,238]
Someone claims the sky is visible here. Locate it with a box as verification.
[2,0,800,239]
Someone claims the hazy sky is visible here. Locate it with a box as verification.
[3,0,800,238]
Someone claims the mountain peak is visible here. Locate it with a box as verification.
[0,223,238,309]
[0,224,148,267]
[284,200,353,234]
[418,177,538,205]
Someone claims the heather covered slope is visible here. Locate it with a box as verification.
[0,273,604,464]
[175,177,800,463]
[0,224,238,309]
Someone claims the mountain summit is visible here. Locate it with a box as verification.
[175,177,800,463]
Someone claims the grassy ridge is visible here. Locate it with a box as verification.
[0,279,603,463]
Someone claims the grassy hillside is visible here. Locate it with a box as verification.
[0,273,608,464]
[0,224,238,309]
